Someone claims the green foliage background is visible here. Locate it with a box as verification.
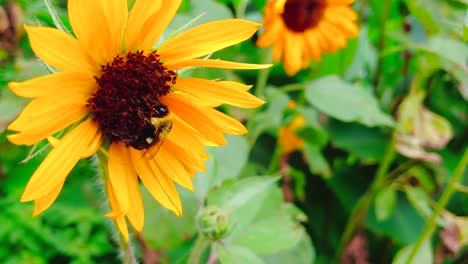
[0,0,467,263]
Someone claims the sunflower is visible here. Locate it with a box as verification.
[257,0,359,75]
[7,0,267,240]
[279,115,306,155]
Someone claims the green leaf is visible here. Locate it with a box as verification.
[366,195,425,245]
[216,244,265,264]
[232,206,304,255]
[289,166,306,200]
[194,135,249,198]
[261,235,315,264]
[345,26,378,80]
[328,121,388,163]
[419,35,468,68]
[166,0,233,34]
[310,37,359,77]
[404,187,443,226]
[207,176,279,211]
[305,76,395,127]
[375,187,397,221]
[251,0,268,10]
[392,239,433,264]
[406,0,440,34]
[297,127,328,148]
[303,144,331,178]
[142,187,198,249]
[0,89,28,133]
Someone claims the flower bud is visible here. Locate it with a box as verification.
[196,206,230,240]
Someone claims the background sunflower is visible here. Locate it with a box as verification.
[257,0,359,75]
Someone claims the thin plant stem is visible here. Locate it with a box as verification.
[246,48,273,146]
[119,234,138,264]
[255,48,272,99]
[188,236,210,264]
[206,244,219,264]
[455,183,468,194]
[334,135,396,263]
[235,0,248,19]
[406,147,468,263]
[96,151,138,264]
[267,143,282,175]
[373,0,392,97]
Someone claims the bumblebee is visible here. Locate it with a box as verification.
[129,104,173,158]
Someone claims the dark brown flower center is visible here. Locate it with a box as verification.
[281,0,326,32]
[87,51,177,146]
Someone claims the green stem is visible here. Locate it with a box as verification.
[277,83,306,94]
[406,147,468,264]
[246,49,273,146]
[267,143,283,175]
[373,0,392,97]
[119,236,138,264]
[455,183,468,194]
[255,48,272,99]
[334,136,396,263]
[235,0,248,19]
[188,236,210,264]
[96,151,138,264]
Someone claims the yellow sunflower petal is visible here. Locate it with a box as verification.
[324,8,359,37]
[126,160,144,232]
[173,78,265,108]
[136,0,182,52]
[283,33,305,75]
[24,26,97,74]
[48,131,102,159]
[272,34,285,62]
[33,179,65,216]
[8,97,90,146]
[256,18,283,48]
[124,0,163,52]
[148,158,183,214]
[166,59,271,71]
[167,114,209,160]
[107,180,129,241]
[21,118,99,202]
[164,93,227,146]
[333,5,358,21]
[8,72,97,98]
[107,143,133,217]
[165,138,206,174]
[204,108,248,135]
[159,19,260,65]
[155,143,194,191]
[218,81,253,91]
[68,0,114,65]
[80,131,103,159]
[98,0,128,54]
[304,30,322,61]
[130,149,182,216]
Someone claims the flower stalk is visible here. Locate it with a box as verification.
[97,151,138,264]
[188,236,210,264]
[405,146,468,263]
[334,135,396,263]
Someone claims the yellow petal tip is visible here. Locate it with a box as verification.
[105,210,127,219]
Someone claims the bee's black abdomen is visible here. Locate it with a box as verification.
[128,119,156,150]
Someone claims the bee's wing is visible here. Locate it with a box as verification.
[143,139,165,161]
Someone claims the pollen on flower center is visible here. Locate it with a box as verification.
[282,0,326,32]
[87,51,177,146]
